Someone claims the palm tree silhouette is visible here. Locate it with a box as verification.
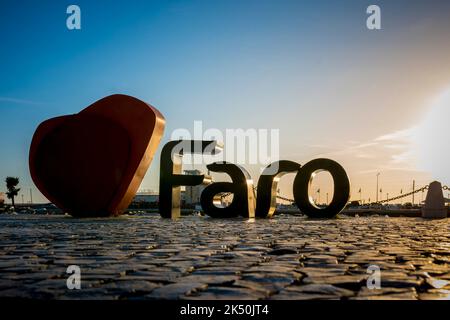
[5,177,20,209]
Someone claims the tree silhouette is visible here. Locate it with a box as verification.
[5,177,20,208]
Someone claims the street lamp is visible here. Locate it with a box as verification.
[380,188,383,205]
[376,173,380,203]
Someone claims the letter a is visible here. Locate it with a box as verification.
[66,5,81,30]
[366,5,381,30]
[366,265,381,289]
[66,265,81,289]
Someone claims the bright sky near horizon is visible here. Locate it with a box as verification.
[1,0,449,204]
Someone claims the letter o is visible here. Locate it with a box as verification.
[293,158,350,218]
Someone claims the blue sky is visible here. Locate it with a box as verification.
[1,0,450,203]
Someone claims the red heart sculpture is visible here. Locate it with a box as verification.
[29,94,165,217]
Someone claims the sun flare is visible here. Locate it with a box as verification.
[412,88,450,184]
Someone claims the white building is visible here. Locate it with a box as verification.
[133,191,159,203]
[184,170,212,205]
[132,190,187,203]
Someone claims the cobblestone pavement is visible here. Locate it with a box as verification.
[0,213,449,300]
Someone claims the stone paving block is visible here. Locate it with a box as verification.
[177,274,238,286]
[184,286,267,300]
[0,214,449,299]
[146,282,208,299]
[282,284,355,297]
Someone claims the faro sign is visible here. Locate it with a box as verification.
[29,95,350,219]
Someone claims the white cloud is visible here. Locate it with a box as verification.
[0,97,44,106]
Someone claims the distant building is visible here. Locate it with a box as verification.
[131,190,187,204]
[133,191,159,203]
[184,170,212,205]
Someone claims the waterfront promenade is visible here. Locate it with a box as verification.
[0,213,449,299]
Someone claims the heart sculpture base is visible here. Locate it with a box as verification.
[29,94,165,218]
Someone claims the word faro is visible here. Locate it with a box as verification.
[159,140,350,219]
[29,95,350,219]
